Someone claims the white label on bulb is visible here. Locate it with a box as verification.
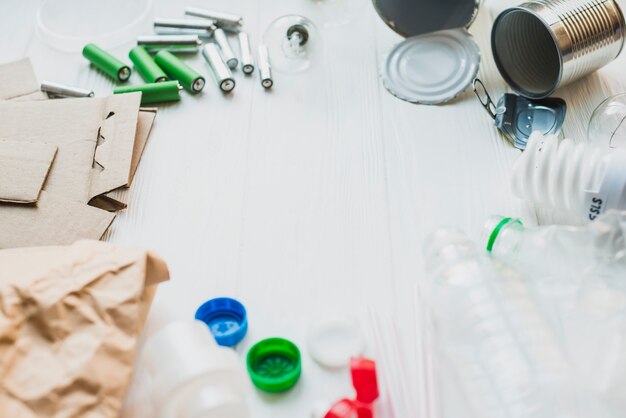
[583,151,626,221]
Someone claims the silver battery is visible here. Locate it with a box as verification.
[214,28,238,69]
[202,43,235,93]
[258,44,273,89]
[238,32,254,74]
[185,6,243,32]
[41,80,94,98]
[492,0,625,99]
[137,35,202,53]
[154,17,216,37]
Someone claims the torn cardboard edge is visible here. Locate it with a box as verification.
[0,58,158,249]
[0,141,57,204]
[0,58,157,210]
[0,191,116,249]
[0,58,45,100]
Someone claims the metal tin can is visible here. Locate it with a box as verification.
[492,0,626,99]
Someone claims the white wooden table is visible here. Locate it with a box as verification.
[2,0,625,416]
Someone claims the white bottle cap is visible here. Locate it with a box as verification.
[307,315,365,369]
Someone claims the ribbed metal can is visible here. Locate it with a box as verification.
[492,0,625,99]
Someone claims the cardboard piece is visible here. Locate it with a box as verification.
[0,141,57,203]
[0,58,46,101]
[0,58,159,248]
[0,191,116,248]
[0,240,169,418]
[0,93,142,203]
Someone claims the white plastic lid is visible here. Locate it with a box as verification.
[307,315,365,369]
[381,29,480,105]
[37,0,153,52]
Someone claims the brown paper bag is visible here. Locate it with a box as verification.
[0,240,169,418]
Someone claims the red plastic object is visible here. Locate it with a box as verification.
[322,357,379,418]
[324,399,356,418]
[350,357,379,404]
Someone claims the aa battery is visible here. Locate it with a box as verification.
[214,28,238,69]
[137,35,202,53]
[129,46,168,83]
[238,32,254,74]
[154,17,216,37]
[202,43,235,93]
[258,45,273,89]
[82,43,131,82]
[114,80,182,105]
[154,50,205,93]
[185,7,243,32]
[41,80,94,98]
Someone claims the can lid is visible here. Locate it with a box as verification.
[247,338,302,392]
[381,29,480,105]
[307,315,365,369]
[194,297,248,347]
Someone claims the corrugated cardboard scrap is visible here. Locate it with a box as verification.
[0,141,57,204]
[0,240,170,418]
[0,59,157,249]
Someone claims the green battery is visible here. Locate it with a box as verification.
[154,50,206,93]
[113,81,182,105]
[82,43,131,82]
[129,46,168,83]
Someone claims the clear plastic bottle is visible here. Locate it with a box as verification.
[484,213,624,281]
[484,212,626,418]
[122,320,250,418]
[424,229,568,418]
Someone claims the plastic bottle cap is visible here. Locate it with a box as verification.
[485,216,523,252]
[195,298,248,347]
[350,357,379,404]
[307,315,365,369]
[247,338,302,392]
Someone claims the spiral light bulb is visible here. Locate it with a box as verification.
[512,132,626,221]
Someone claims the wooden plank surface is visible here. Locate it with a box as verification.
[2,0,626,416]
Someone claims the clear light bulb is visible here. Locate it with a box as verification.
[512,132,626,221]
[263,15,321,73]
[588,93,626,149]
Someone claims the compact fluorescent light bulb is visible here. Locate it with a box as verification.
[512,132,626,221]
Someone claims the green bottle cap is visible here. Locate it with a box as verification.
[246,338,301,393]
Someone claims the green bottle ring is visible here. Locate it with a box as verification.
[247,338,302,393]
[486,217,523,252]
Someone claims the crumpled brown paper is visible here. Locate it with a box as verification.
[0,240,169,418]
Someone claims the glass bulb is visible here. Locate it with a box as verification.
[588,93,626,149]
[263,15,321,73]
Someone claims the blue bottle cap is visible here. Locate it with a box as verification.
[195,297,248,347]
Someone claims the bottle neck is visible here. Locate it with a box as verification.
[484,216,525,257]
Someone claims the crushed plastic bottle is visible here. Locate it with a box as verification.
[423,228,571,418]
[484,212,626,416]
